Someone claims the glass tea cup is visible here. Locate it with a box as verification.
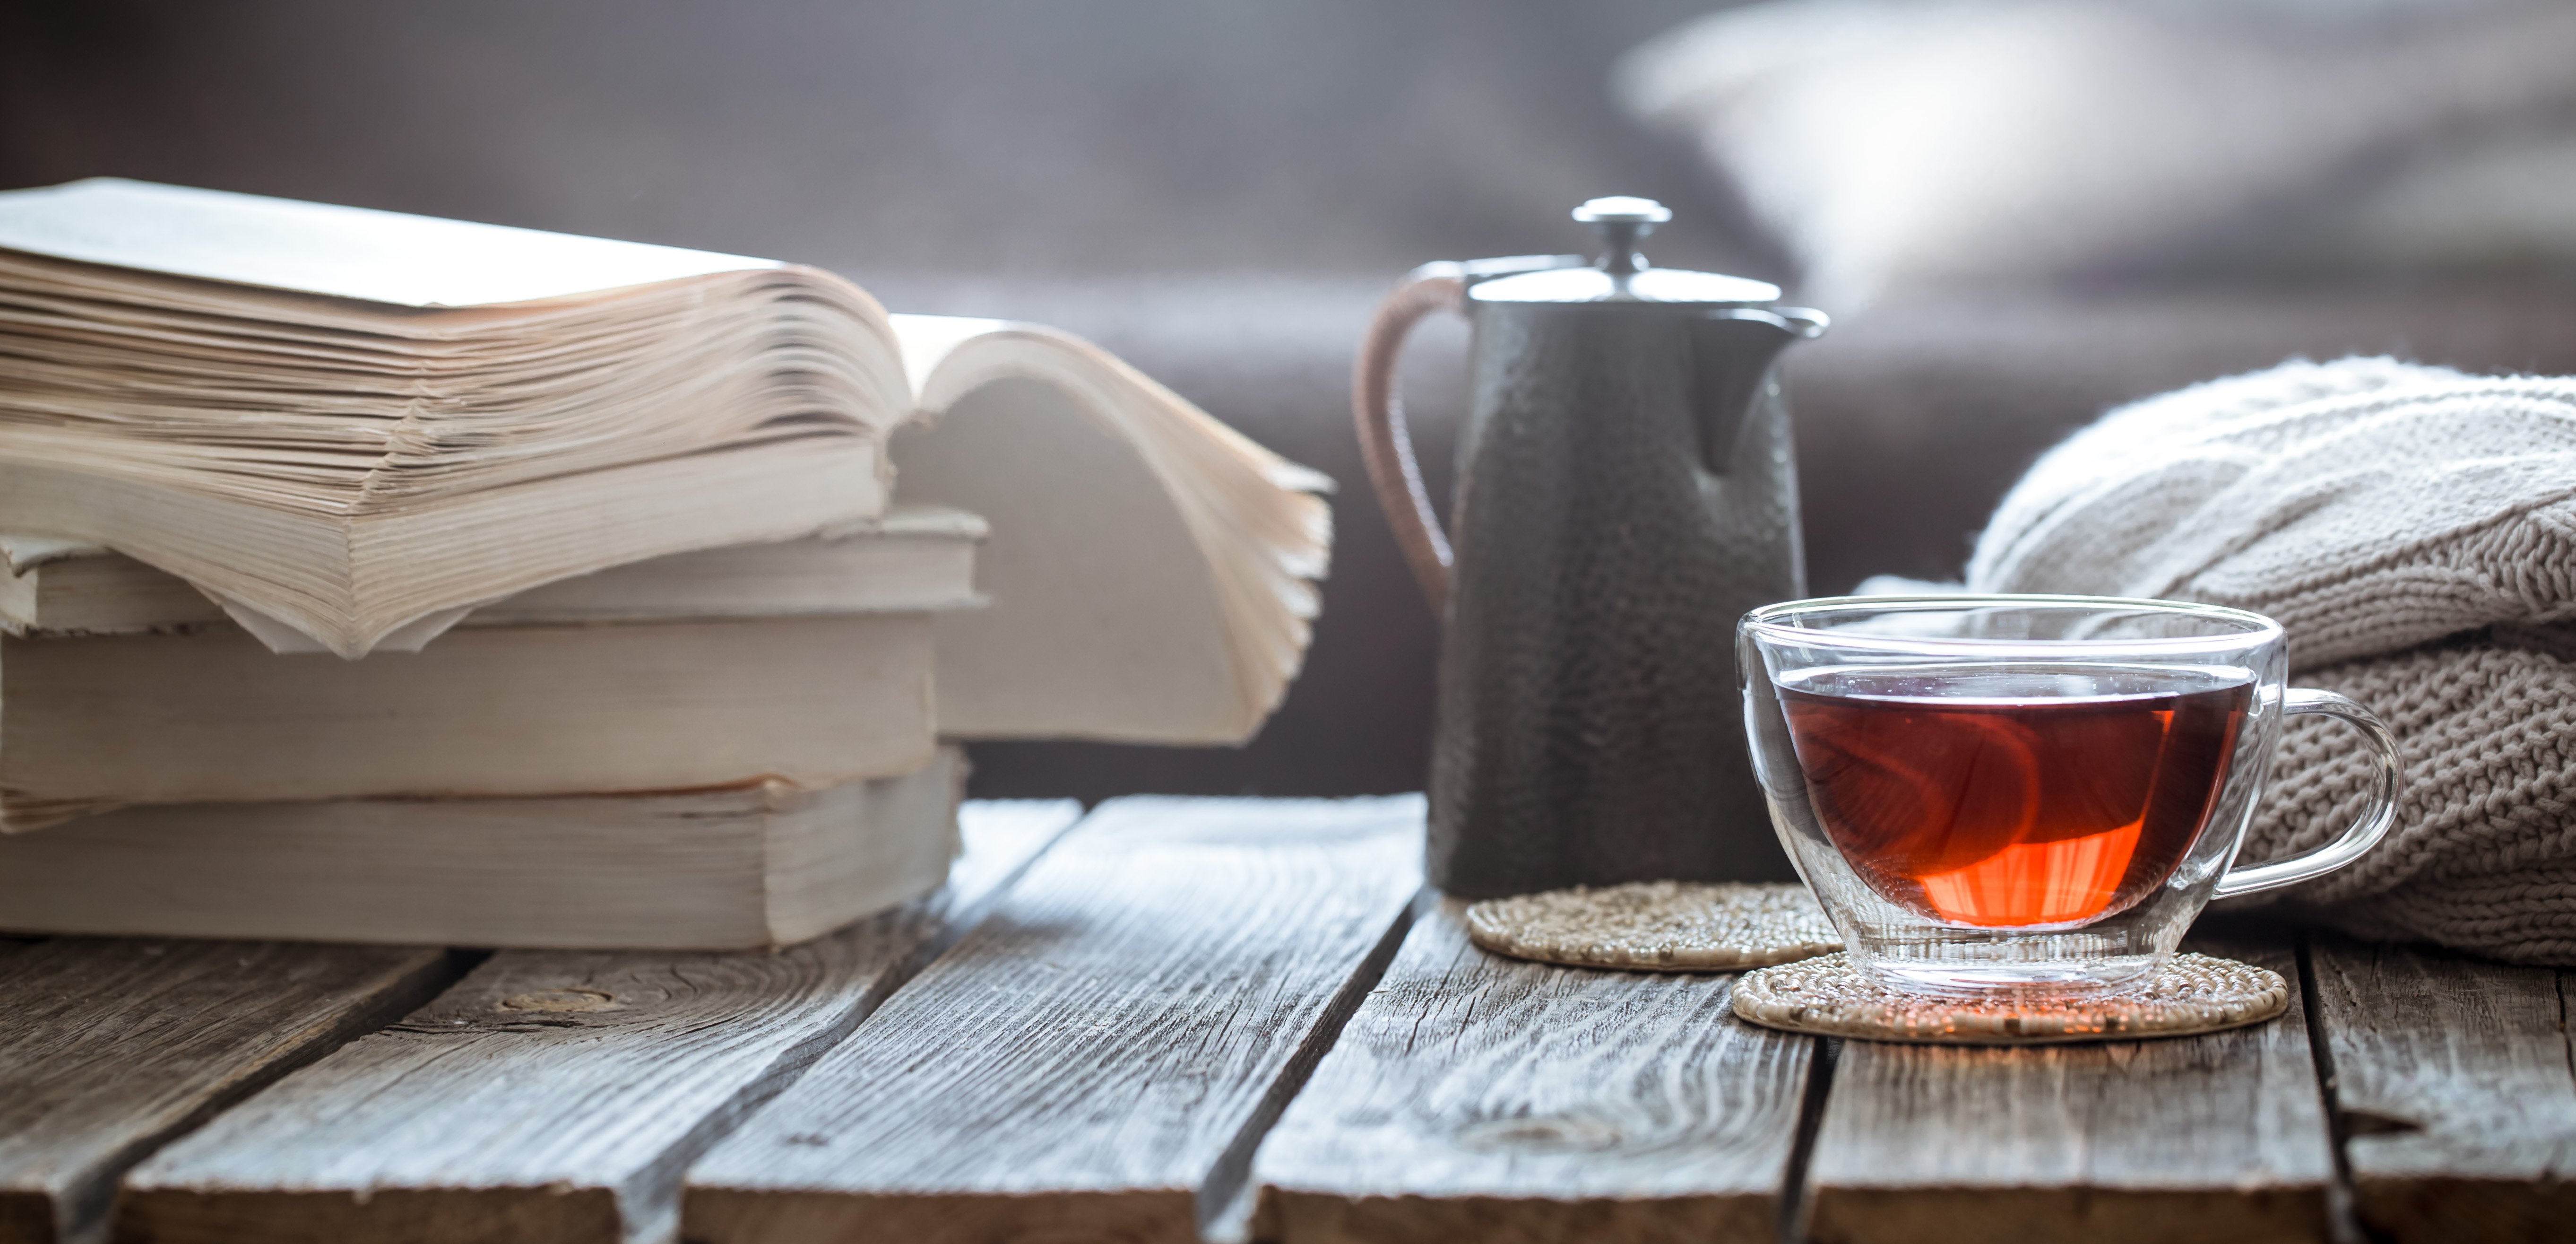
[1738,594,2403,999]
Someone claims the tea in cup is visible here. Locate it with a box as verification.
[1739,595,2402,998]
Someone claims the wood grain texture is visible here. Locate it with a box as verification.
[1802,933,2339,1244]
[2306,934,2576,1243]
[112,800,1081,1244]
[0,939,455,1244]
[683,795,1426,1244]
[1253,898,1816,1244]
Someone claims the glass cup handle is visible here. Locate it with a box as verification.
[2212,688,2406,900]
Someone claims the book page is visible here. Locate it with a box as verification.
[889,313,1011,405]
[0,178,780,307]
[899,321,1331,743]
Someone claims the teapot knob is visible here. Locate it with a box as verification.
[1572,196,1670,278]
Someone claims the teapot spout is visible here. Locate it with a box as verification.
[1689,307,1827,475]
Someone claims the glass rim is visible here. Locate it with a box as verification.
[1740,593,2285,658]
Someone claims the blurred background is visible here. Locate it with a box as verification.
[9,0,2576,801]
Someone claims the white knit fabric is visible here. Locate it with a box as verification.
[1968,357,2576,963]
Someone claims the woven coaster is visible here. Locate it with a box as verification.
[1464,881,1841,972]
[1730,951,2288,1044]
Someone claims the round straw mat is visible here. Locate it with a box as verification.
[1730,951,2289,1044]
[1464,881,1841,972]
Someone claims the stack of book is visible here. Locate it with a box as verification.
[0,179,1332,949]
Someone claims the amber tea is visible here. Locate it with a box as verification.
[1776,664,2253,928]
[1746,595,2402,998]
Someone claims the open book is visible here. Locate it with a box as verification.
[0,179,1330,742]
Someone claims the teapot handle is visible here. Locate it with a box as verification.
[1353,262,1468,613]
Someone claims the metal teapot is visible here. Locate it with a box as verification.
[1355,197,1827,899]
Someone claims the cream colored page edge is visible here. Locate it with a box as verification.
[0,177,785,307]
[897,314,1334,741]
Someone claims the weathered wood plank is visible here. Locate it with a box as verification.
[0,939,456,1244]
[2306,934,2576,1243]
[1253,898,1817,1244]
[112,800,1081,1244]
[1801,931,2340,1244]
[683,795,1426,1244]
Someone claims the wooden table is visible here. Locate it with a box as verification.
[3,797,2570,1244]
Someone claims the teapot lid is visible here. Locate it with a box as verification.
[1470,197,1780,306]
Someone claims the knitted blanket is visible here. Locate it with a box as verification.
[1966,357,2576,963]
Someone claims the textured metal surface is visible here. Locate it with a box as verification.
[1427,300,1807,897]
